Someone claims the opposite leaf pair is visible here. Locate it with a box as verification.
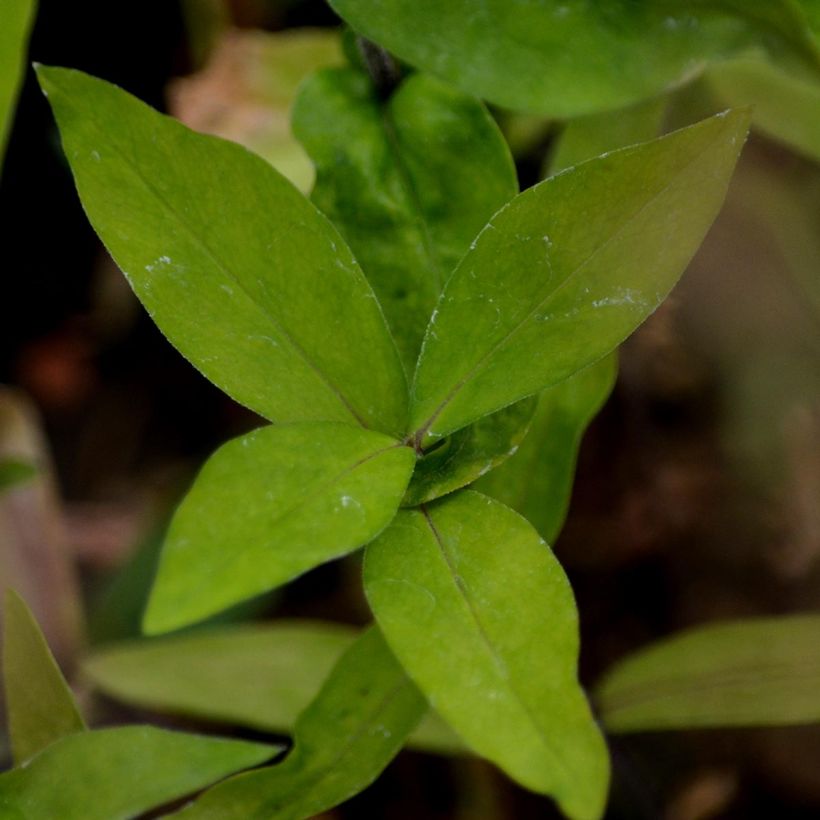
[36,61,749,819]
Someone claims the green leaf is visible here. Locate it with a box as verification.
[364,491,609,820]
[144,423,414,634]
[176,627,426,819]
[328,0,799,117]
[2,589,86,764]
[402,397,537,507]
[549,97,667,175]
[0,725,277,820]
[475,355,617,544]
[0,0,35,166]
[83,620,459,753]
[293,67,517,374]
[36,65,408,437]
[596,615,820,732]
[409,109,750,443]
[706,56,820,161]
[0,458,37,493]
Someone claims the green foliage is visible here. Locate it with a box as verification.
[36,65,407,437]
[3,590,86,764]
[409,109,749,444]
[327,0,819,116]
[476,355,617,544]
[0,0,35,166]
[596,616,820,732]
[0,726,277,820]
[0,458,37,493]
[34,22,758,814]
[293,66,517,373]
[365,491,609,820]
[176,628,425,819]
[144,423,414,633]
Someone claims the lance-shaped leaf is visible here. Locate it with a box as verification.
[364,491,609,820]
[83,621,460,753]
[402,397,537,507]
[409,109,750,443]
[145,423,414,634]
[3,589,86,764]
[596,615,820,733]
[177,627,426,819]
[0,0,35,166]
[293,67,517,373]
[328,0,806,117]
[476,355,617,544]
[0,726,277,820]
[36,66,408,437]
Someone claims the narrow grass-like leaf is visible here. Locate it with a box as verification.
[83,621,459,753]
[0,0,35,166]
[328,0,803,116]
[144,423,415,634]
[0,726,277,820]
[2,589,86,764]
[402,397,537,507]
[476,355,617,544]
[177,627,425,819]
[549,97,667,175]
[36,66,408,437]
[294,67,517,374]
[410,109,750,443]
[596,615,820,732]
[365,491,609,820]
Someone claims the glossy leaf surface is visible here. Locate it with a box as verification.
[84,621,459,753]
[410,109,750,443]
[178,627,425,819]
[0,726,276,820]
[403,397,537,507]
[144,423,414,634]
[365,491,609,820]
[294,67,517,373]
[328,0,802,116]
[597,615,820,732]
[37,66,407,436]
[3,590,86,764]
[0,0,35,165]
[476,355,617,544]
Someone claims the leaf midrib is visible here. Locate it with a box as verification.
[413,124,730,439]
[77,96,368,429]
[420,505,574,784]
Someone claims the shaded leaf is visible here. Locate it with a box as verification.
[144,423,414,634]
[84,621,459,753]
[409,109,750,443]
[707,56,820,161]
[0,725,277,820]
[170,28,342,190]
[328,0,804,116]
[294,67,517,373]
[3,589,86,764]
[402,397,537,507]
[549,97,667,175]
[0,0,35,166]
[365,491,609,820]
[596,615,820,732]
[177,627,425,819]
[475,355,617,544]
[37,66,408,437]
